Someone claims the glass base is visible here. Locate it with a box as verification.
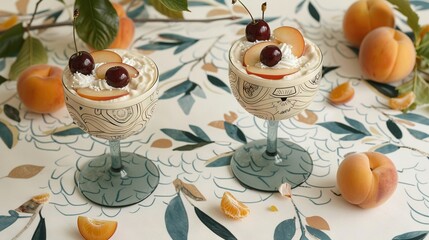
[231,139,313,191]
[76,152,160,207]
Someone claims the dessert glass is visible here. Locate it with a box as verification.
[228,39,323,191]
[62,50,160,207]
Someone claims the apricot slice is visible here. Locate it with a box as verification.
[243,42,299,80]
[389,91,415,110]
[96,62,139,79]
[273,26,305,57]
[77,216,117,240]
[220,191,250,219]
[76,88,129,101]
[329,82,354,105]
[91,50,122,64]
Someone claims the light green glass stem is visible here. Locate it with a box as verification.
[266,120,279,156]
[109,140,123,172]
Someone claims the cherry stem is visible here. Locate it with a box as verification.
[236,0,255,23]
[261,2,267,20]
[72,9,80,53]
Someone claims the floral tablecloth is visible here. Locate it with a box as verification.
[1,0,429,239]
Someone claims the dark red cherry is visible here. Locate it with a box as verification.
[246,19,270,42]
[260,45,282,67]
[105,66,130,88]
[69,51,95,75]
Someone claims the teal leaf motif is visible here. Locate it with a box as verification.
[347,45,359,55]
[174,40,197,54]
[192,85,206,99]
[52,127,85,136]
[207,75,231,93]
[160,80,194,99]
[31,210,46,240]
[411,0,429,10]
[127,3,146,19]
[274,218,296,240]
[308,1,320,22]
[394,113,429,126]
[161,128,208,143]
[0,121,14,149]
[188,1,213,6]
[44,10,63,25]
[224,122,247,144]
[0,210,19,231]
[190,125,211,142]
[345,116,370,135]
[159,65,185,82]
[159,33,197,43]
[322,66,339,77]
[375,144,400,154]
[194,207,237,240]
[215,0,226,5]
[178,93,195,115]
[295,0,307,13]
[306,225,331,240]
[4,104,20,122]
[340,133,367,141]
[174,142,212,151]
[165,195,189,240]
[407,128,429,140]
[206,154,232,167]
[366,80,398,98]
[387,119,403,139]
[392,230,429,240]
[138,41,179,51]
[317,122,363,134]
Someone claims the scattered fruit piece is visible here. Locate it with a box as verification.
[268,205,278,212]
[273,26,305,57]
[32,193,50,204]
[91,50,122,64]
[17,64,64,113]
[96,62,138,79]
[329,82,354,105]
[260,45,282,67]
[244,42,299,80]
[77,216,117,240]
[389,91,415,111]
[336,152,398,209]
[220,191,250,219]
[105,66,130,88]
[76,88,129,101]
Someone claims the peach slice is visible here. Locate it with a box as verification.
[243,42,299,80]
[76,88,129,101]
[91,50,122,64]
[95,62,139,79]
[273,26,305,57]
[77,216,117,240]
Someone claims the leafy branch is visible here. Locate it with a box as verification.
[387,0,429,111]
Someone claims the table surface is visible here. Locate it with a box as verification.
[1,0,429,239]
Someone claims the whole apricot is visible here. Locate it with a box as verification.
[17,64,64,113]
[343,0,395,47]
[359,27,416,83]
[336,152,398,209]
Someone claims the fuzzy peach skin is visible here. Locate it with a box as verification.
[343,0,395,47]
[336,152,398,209]
[17,64,64,113]
[359,27,416,83]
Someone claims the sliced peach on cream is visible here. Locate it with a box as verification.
[273,26,305,57]
[96,62,139,79]
[91,50,122,64]
[243,42,299,80]
[76,88,129,101]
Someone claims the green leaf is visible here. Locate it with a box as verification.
[394,112,429,125]
[31,210,46,240]
[375,143,400,154]
[0,23,25,58]
[308,1,320,22]
[74,0,118,50]
[407,128,429,139]
[206,154,232,167]
[194,207,237,240]
[0,119,18,149]
[398,73,429,109]
[159,0,189,12]
[306,225,331,240]
[386,119,403,139]
[4,104,20,122]
[9,36,47,80]
[0,75,6,85]
[224,122,247,144]
[0,210,20,231]
[367,79,398,98]
[165,195,189,240]
[274,218,296,240]
[207,75,231,93]
[150,0,184,19]
[392,231,429,240]
[173,142,212,151]
[387,0,420,39]
[161,128,206,143]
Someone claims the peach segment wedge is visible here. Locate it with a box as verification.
[244,42,299,80]
[273,26,305,57]
[77,216,118,240]
[96,62,139,79]
[91,50,122,64]
[76,88,129,101]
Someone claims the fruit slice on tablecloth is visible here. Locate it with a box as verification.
[329,81,355,105]
[77,216,117,240]
[220,191,250,219]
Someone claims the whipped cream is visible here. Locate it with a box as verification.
[231,37,321,80]
[63,50,157,102]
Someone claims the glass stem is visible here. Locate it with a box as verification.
[109,140,123,172]
[266,120,278,156]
